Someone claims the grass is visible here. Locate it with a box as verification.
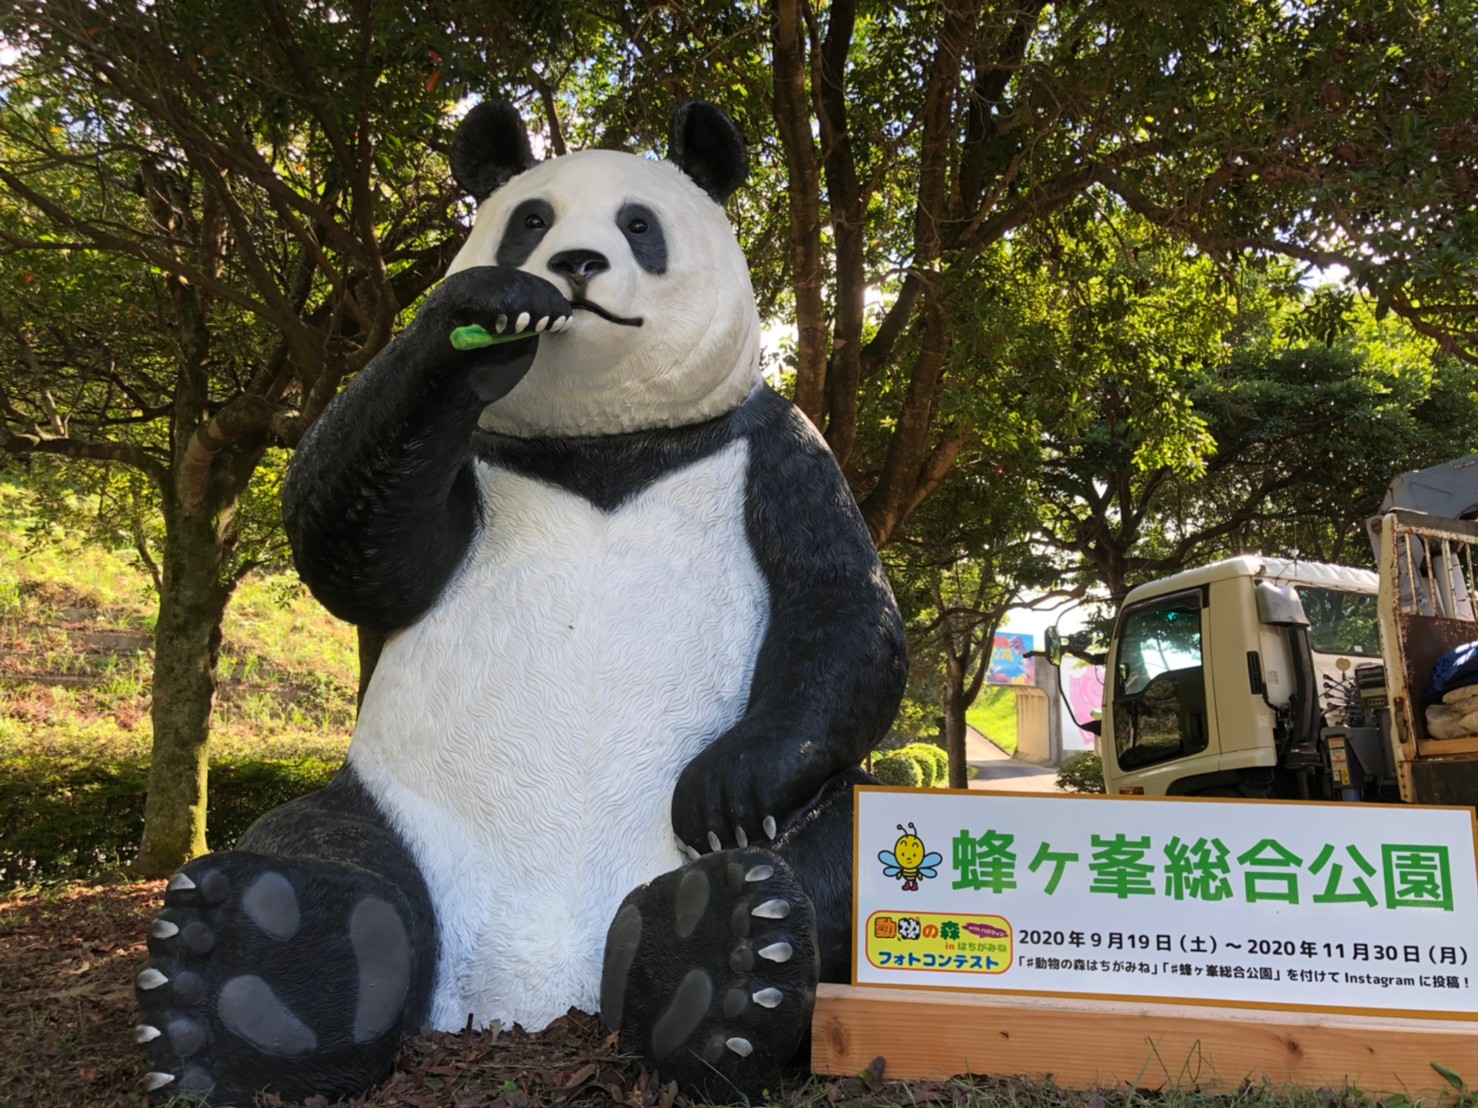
[968,685,1019,755]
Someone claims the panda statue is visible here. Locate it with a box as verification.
[135,99,906,1105]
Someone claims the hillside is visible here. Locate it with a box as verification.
[0,481,357,885]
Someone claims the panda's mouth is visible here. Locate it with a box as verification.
[571,299,644,328]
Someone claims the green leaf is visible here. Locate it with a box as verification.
[1431,1061,1466,1092]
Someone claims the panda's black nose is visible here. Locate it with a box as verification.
[548,249,609,287]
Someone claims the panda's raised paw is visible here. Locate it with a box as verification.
[425,266,573,344]
[601,847,817,1102]
[419,266,573,403]
[136,850,419,1105]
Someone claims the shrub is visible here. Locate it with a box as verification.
[1057,752,1105,794]
[872,753,924,788]
[0,755,340,887]
[898,746,936,787]
[872,743,952,788]
[902,742,950,786]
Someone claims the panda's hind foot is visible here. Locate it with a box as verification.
[135,851,419,1104]
[601,847,818,1102]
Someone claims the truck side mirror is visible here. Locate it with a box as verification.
[1045,627,1064,667]
[1255,581,1309,626]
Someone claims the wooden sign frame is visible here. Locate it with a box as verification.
[812,983,1478,1097]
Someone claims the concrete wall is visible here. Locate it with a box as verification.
[1014,686,1052,763]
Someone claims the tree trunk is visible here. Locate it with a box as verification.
[135,502,234,876]
[943,655,970,790]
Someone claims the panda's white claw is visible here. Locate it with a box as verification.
[752,898,790,919]
[134,1024,162,1043]
[495,314,509,333]
[684,844,701,862]
[735,825,748,848]
[726,1036,753,1057]
[762,815,777,840]
[707,831,722,853]
[142,1071,176,1092]
[148,919,179,940]
[515,311,531,332]
[745,864,774,883]
[752,987,783,1008]
[758,941,793,962]
[136,968,168,991]
[167,873,195,892]
[555,315,571,331]
[535,316,550,332]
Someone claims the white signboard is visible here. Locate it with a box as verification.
[854,787,1478,1018]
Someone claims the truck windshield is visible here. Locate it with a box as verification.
[1116,593,1204,697]
[1294,587,1380,656]
[1112,591,1209,772]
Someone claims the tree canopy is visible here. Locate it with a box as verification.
[2,0,1476,856]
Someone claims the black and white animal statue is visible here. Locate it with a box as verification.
[135,99,906,1105]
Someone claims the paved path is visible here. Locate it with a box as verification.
[964,727,1061,793]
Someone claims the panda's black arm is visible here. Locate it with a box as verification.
[670,388,907,851]
[283,267,570,633]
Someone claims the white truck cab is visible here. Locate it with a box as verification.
[1102,558,1379,798]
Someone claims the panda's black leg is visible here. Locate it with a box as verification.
[135,767,436,1105]
[767,767,872,987]
[600,767,866,1102]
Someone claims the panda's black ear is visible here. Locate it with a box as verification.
[451,100,537,202]
[668,101,748,204]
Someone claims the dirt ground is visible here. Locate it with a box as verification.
[0,880,1048,1108]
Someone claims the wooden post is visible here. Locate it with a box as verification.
[813,984,1478,1096]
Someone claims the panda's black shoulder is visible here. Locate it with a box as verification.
[732,384,877,565]
[731,383,829,465]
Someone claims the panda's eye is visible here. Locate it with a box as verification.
[525,213,547,230]
[627,217,648,235]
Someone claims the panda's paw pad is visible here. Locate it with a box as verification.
[135,852,412,1103]
[602,847,817,1100]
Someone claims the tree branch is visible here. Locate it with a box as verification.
[0,424,168,495]
[175,396,277,511]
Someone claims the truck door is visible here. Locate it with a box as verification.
[1108,589,1213,789]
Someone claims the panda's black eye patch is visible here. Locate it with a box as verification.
[618,202,666,275]
[497,198,554,267]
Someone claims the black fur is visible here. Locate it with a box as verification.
[451,100,536,201]
[495,198,555,266]
[669,101,748,203]
[472,412,731,513]
[617,202,668,274]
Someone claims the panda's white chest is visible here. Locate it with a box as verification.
[348,440,768,1031]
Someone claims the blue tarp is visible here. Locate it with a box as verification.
[1426,640,1478,703]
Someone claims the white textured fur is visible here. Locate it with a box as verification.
[447,149,762,437]
[348,442,768,1032]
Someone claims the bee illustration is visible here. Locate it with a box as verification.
[878,822,942,891]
